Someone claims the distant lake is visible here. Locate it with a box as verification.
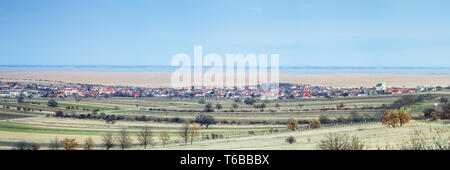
[0,65,449,74]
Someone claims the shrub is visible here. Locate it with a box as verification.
[255,103,267,111]
[220,119,229,124]
[400,127,450,150]
[286,136,296,144]
[350,111,364,122]
[244,97,256,105]
[437,104,450,119]
[12,141,32,150]
[17,96,25,103]
[54,111,64,117]
[209,133,223,139]
[440,97,448,104]
[286,118,299,131]
[309,119,321,129]
[47,99,58,107]
[274,103,281,108]
[336,116,346,123]
[215,104,222,110]
[204,103,214,112]
[198,98,206,104]
[232,103,239,109]
[319,115,331,124]
[170,117,185,123]
[318,134,365,150]
[31,142,41,150]
[233,97,241,103]
[336,102,345,110]
[423,108,436,119]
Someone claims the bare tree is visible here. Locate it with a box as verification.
[137,126,153,149]
[117,128,132,150]
[48,137,61,150]
[31,142,41,150]
[159,131,170,147]
[83,137,95,150]
[189,123,200,145]
[180,121,190,146]
[102,132,115,150]
[60,138,78,150]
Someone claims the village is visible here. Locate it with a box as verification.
[0,80,441,100]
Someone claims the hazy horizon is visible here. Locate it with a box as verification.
[1,65,450,74]
[1,64,450,68]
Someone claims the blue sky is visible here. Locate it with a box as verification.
[1,0,450,67]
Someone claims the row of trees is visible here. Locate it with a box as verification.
[285,109,411,132]
[200,97,270,112]
[388,94,434,109]
[13,128,146,150]
[13,137,95,150]
[102,127,152,150]
[13,123,204,150]
[12,141,41,150]
[286,117,321,131]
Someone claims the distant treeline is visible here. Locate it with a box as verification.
[387,94,435,110]
[51,109,385,125]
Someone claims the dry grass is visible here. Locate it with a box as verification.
[158,121,450,150]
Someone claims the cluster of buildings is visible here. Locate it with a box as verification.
[0,80,440,99]
[278,80,439,99]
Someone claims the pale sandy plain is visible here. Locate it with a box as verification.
[1,71,449,88]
